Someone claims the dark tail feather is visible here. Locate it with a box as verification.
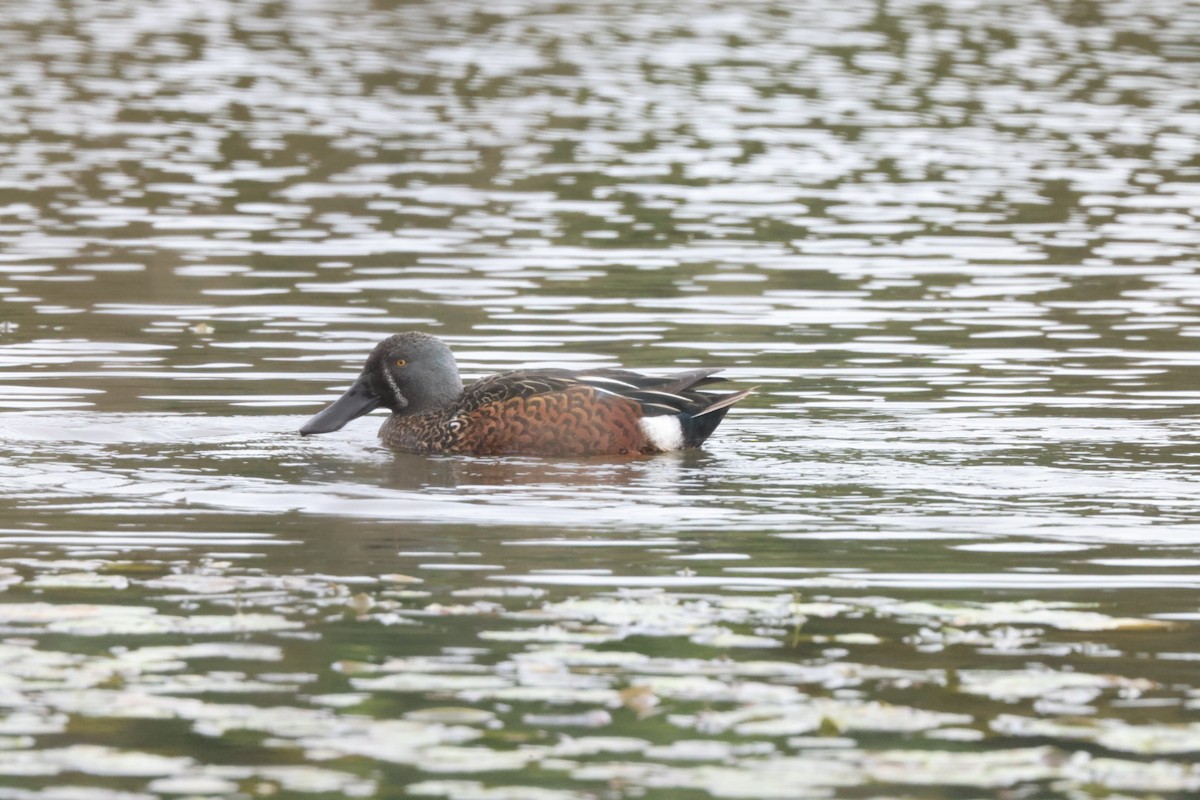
[680,387,755,447]
[654,368,725,395]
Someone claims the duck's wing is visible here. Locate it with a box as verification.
[460,368,736,417]
[457,369,580,411]
[576,367,726,395]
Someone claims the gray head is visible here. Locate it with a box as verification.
[362,332,462,412]
[299,332,463,436]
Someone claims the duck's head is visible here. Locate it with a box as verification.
[299,332,463,436]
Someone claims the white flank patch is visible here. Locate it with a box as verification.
[639,415,685,451]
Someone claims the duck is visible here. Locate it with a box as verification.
[299,332,752,456]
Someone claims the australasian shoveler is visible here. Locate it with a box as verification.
[299,332,753,456]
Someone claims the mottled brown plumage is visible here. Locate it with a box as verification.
[300,333,752,456]
[385,382,647,455]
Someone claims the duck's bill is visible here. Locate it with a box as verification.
[299,374,382,435]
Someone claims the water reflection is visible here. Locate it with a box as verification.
[2,0,1200,796]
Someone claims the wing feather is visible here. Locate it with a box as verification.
[459,367,741,419]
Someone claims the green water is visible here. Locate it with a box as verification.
[1,0,1200,797]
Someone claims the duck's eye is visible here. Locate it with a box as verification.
[395,358,407,367]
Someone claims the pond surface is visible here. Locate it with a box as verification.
[2,0,1200,797]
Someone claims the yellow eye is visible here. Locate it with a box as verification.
[395,358,407,367]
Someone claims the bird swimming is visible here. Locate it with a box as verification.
[299,332,752,456]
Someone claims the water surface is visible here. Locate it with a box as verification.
[2,0,1200,797]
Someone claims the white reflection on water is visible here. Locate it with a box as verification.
[2,0,1200,796]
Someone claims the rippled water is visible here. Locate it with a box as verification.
[2,0,1200,797]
